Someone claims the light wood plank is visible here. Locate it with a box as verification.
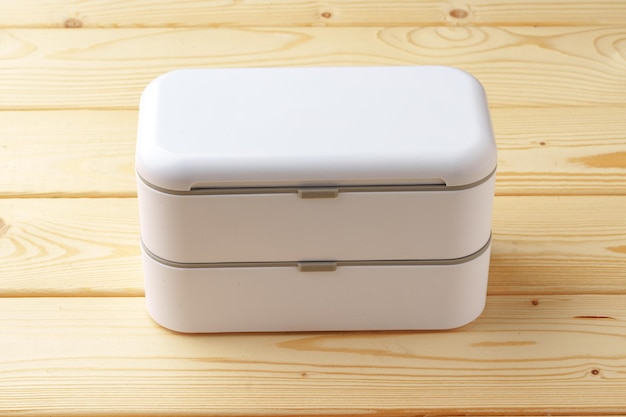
[0,198,142,297]
[1,196,624,297]
[2,107,625,197]
[491,196,626,295]
[0,110,137,198]
[1,0,626,28]
[1,295,625,415]
[492,106,626,196]
[1,26,626,109]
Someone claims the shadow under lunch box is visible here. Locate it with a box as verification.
[136,66,497,333]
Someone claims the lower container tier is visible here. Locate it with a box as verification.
[142,241,491,333]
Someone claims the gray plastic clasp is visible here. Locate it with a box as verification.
[297,261,338,272]
[297,188,339,199]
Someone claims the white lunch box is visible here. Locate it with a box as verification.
[136,66,497,333]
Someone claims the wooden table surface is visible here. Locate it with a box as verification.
[1,1,626,416]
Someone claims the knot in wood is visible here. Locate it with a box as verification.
[64,17,83,28]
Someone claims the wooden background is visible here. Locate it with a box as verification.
[1,1,625,415]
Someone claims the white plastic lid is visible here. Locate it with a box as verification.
[136,66,496,191]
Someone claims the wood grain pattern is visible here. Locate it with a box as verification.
[0,198,142,297]
[492,106,626,196]
[1,26,626,109]
[491,196,626,295]
[2,1,626,415]
[1,196,624,297]
[0,110,136,197]
[2,0,626,28]
[2,295,625,415]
